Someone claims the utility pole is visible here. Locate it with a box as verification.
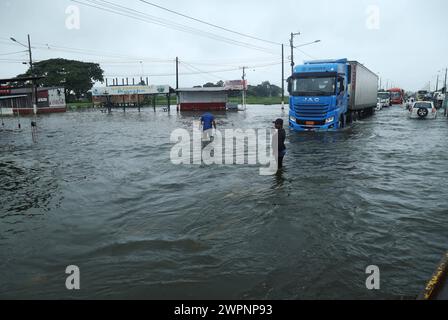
[175,57,179,90]
[436,74,439,92]
[175,57,179,111]
[11,35,37,114]
[290,32,300,75]
[444,68,447,94]
[27,35,38,115]
[241,66,247,110]
[281,44,285,110]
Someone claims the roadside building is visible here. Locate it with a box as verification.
[0,86,66,115]
[176,87,230,111]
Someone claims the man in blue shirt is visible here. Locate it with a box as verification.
[200,113,216,141]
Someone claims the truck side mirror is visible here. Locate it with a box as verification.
[287,77,292,94]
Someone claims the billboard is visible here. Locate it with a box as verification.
[225,80,248,90]
[37,90,49,107]
[48,88,66,108]
[91,85,170,96]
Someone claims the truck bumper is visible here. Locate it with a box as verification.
[289,119,338,132]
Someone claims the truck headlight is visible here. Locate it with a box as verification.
[289,116,296,123]
[325,117,334,124]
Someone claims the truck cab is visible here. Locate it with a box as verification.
[288,59,349,131]
[378,91,392,107]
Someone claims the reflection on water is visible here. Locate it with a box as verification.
[1,106,448,299]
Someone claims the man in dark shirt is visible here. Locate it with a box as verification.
[273,118,286,171]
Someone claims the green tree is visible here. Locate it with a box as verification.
[18,58,104,101]
[246,81,281,97]
[203,80,224,88]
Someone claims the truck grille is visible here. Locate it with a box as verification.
[294,104,329,119]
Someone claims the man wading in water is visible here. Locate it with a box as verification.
[273,118,286,171]
[200,112,217,141]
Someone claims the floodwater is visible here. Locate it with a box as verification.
[1,105,447,300]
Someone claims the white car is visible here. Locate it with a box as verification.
[409,101,437,119]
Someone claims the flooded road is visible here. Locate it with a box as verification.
[1,105,447,299]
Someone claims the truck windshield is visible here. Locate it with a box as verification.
[378,93,390,99]
[390,92,402,99]
[291,77,336,96]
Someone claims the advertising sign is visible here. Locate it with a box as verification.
[224,80,248,90]
[91,85,170,96]
[48,88,66,107]
[37,90,49,107]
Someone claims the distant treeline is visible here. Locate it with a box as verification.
[199,81,283,98]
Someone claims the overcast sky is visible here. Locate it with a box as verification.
[1,0,447,91]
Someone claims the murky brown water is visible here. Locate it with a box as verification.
[1,105,447,299]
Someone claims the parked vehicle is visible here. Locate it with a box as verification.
[376,98,383,111]
[409,101,437,119]
[288,59,378,131]
[378,91,392,107]
[417,90,429,101]
[387,88,405,104]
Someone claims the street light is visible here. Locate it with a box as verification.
[291,38,321,74]
[289,32,300,75]
[294,40,321,49]
[10,37,27,47]
[282,37,321,109]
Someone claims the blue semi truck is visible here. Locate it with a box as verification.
[288,59,378,131]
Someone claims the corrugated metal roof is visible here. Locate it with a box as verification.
[176,87,229,93]
[0,76,44,84]
[10,87,63,94]
[0,95,28,100]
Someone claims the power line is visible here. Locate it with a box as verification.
[32,42,176,62]
[180,61,225,82]
[138,0,282,46]
[296,48,317,60]
[0,50,28,56]
[95,0,278,54]
[181,58,281,68]
[103,61,283,78]
[70,0,277,55]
